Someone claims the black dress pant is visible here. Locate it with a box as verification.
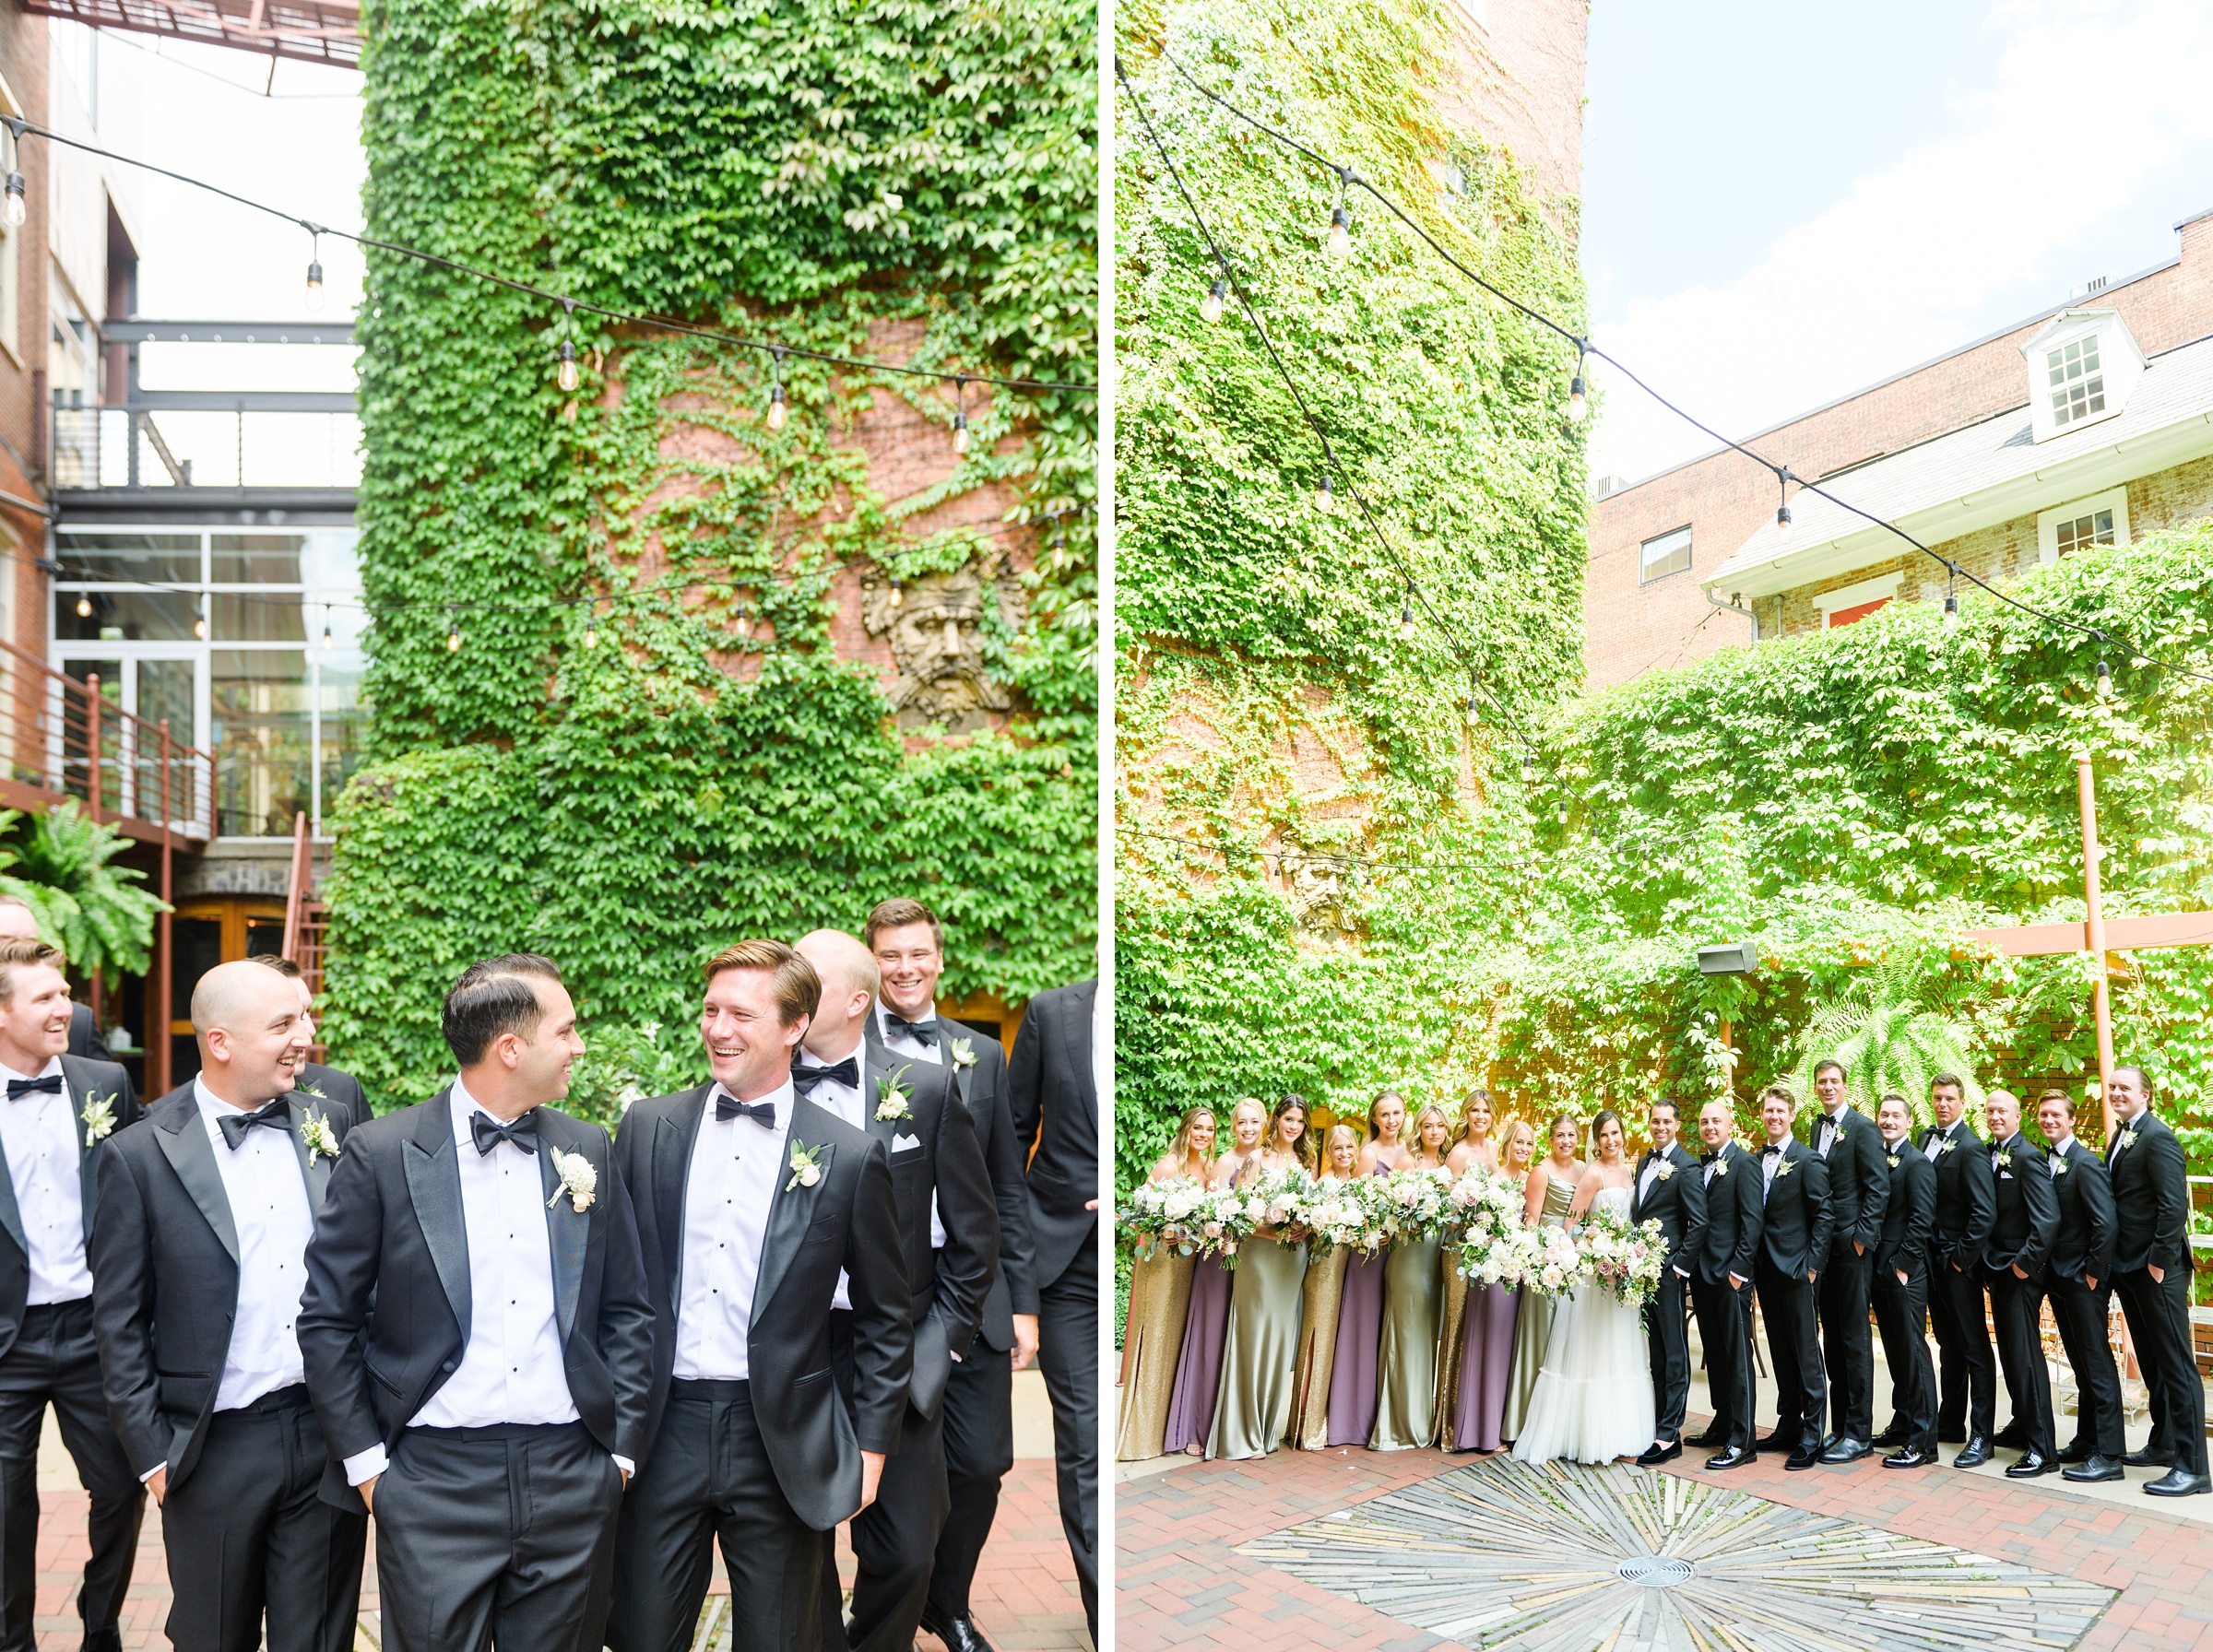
[162,1386,366,1652]
[1986,1268,2053,1457]
[1755,1261,1825,1450]
[2116,1264,2209,1476]
[927,1346,1013,1623]
[373,1421,622,1652]
[1036,1236,1096,1638]
[1870,1265,1936,1451]
[1817,1245,1876,1441]
[820,1310,950,1652]
[2047,1274,2124,1458]
[1643,1268,1691,1443]
[609,1381,822,1652]
[0,1299,143,1652]
[1928,1254,1995,1440]
[1689,1274,1755,1452]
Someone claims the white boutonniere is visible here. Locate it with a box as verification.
[787,1139,825,1191]
[546,1145,598,1213]
[294,1080,328,1101]
[1939,1139,1958,1155]
[79,1090,117,1147]
[299,1107,340,1163]
[1996,1150,2013,1169]
[1655,1161,1675,1181]
[874,1068,914,1123]
[2052,1159,2070,1176]
[1886,1152,1900,1169]
[1711,1158,1727,1175]
[1774,1158,1795,1178]
[950,1036,977,1069]
[2115,1127,2137,1152]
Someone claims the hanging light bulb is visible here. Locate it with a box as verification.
[953,377,970,455]
[583,615,598,649]
[74,595,90,619]
[1399,585,1416,638]
[193,602,207,641]
[1314,474,1333,512]
[557,339,578,394]
[767,348,787,430]
[1328,204,1352,259]
[1776,503,1793,543]
[1520,749,1536,785]
[2096,657,2112,698]
[3,172,24,230]
[446,616,462,653]
[1566,370,1587,424]
[304,233,325,313]
[1942,563,1959,627]
[1200,276,1227,324]
[322,613,334,650]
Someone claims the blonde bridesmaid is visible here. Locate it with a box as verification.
[1207,1097,1313,1459]
[1450,1098,1525,1450]
[1117,1106,1216,1461]
[1328,1092,1411,1445]
[1502,1113,1585,1443]
[1293,1125,1362,1448]
[1166,1102,1260,1453]
[1437,1089,1502,1439]
[1371,1103,1453,1450]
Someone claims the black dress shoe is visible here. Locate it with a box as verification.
[919,1611,999,1652]
[1882,1446,1935,1469]
[1687,1429,1727,1447]
[2063,1454,2124,1483]
[2056,1443,2091,1465]
[2145,1468,2213,1498]
[1820,1437,1871,1465]
[1756,1431,1793,1454]
[1637,1440,1683,1467]
[2006,1450,2055,1478]
[1992,1426,2028,1450]
[1784,1445,1823,1470]
[2124,1448,2174,1469]
[1953,1437,1993,1468]
[1873,1425,1910,1450]
[1706,1446,1754,1470]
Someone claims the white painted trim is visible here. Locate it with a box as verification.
[1817,572,1904,626]
[2037,486,2130,565]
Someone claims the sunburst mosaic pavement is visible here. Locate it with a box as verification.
[1236,1457,2116,1651]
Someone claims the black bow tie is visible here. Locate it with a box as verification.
[6,1073,61,1100]
[1700,1150,1721,1163]
[219,1098,291,1151]
[1761,1143,1783,1157]
[789,1057,858,1095]
[883,1013,939,1047]
[715,1092,777,1126]
[469,1110,538,1157]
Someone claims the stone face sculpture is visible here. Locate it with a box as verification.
[859,560,1021,730]
[1277,844,1357,938]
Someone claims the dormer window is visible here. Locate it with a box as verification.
[2021,308,2143,442]
[2047,335,2105,428]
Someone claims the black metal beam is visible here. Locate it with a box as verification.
[105,322,357,347]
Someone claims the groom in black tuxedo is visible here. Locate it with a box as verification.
[299,955,655,1652]
[2034,1089,2123,1484]
[1630,1100,1706,1465]
[2104,1066,2208,1496]
[1870,1094,1939,1467]
[1921,1073,1997,1466]
[1807,1059,1887,1463]
[91,961,367,1651]
[1979,1090,2057,1476]
[1689,1101,1762,1469]
[609,939,915,1652]
[1752,1085,1831,1470]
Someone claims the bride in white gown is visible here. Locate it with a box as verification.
[1511,1110,1656,1465]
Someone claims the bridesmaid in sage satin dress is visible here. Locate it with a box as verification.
[1292,1125,1362,1448]
[1502,1113,1586,1443]
[1207,1096,1313,1459]
[1118,1105,1216,1462]
[1326,1091,1412,1446]
[1370,1104,1453,1450]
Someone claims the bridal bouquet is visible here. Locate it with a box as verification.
[1576,1201,1669,1304]
[1518,1224,1592,1298]
[1450,1170,1528,1286]
[1372,1165,1458,1245]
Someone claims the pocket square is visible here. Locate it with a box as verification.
[892,1133,923,1153]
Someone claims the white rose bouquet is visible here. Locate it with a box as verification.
[1302,1182,1371,1252]
[1375,1165,1458,1244]
[1239,1164,1318,1239]
[1451,1170,1528,1286]
[1576,1201,1669,1304]
[1521,1224,1592,1299]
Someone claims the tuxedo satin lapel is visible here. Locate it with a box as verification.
[538,1120,587,1344]
[657,1089,709,1302]
[1063,985,1097,1127]
[753,1103,834,1318]
[0,1127,24,1263]
[155,1103,239,1265]
[403,1095,471,1342]
[285,1095,332,1209]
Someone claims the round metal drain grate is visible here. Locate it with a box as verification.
[1615,1556,1695,1588]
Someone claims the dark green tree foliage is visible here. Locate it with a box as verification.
[326,0,1096,1106]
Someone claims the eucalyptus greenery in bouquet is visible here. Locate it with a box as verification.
[1371,1165,1457,1245]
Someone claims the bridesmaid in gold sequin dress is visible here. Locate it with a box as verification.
[1292,1125,1363,1447]
[1502,1113,1586,1443]
[1117,1106,1217,1462]
[1370,1104,1453,1450]
[1207,1097,1314,1459]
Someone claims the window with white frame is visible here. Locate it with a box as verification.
[2036,486,2130,565]
[1639,524,1691,584]
[2047,335,2106,429]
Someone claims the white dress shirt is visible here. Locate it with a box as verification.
[1637,1153,1664,1205]
[671,1080,796,1381]
[195,1078,313,1410]
[801,1055,865,1312]
[1923,1118,1959,1162]
[1761,1142,1784,1194]
[872,1005,948,1251]
[1816,1105,1847,1158]
[2048,1133,2075,1175]
[0,1056,90,1304]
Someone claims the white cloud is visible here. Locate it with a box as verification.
[1585,0,2213,484]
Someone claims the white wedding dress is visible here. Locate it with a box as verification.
[1510,1186,1656,1465]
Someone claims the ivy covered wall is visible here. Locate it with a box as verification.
[323,0,1097,1111]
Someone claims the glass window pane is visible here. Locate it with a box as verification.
[212,650,309,838]
[212,592,306,642]
[300,528,362,594]
[316,654,367,827]
[211,533,305,584]
[53,532,200,584]
[55,588,197,642]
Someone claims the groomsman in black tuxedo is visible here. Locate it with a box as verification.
[1007,977,1099,1638]
[1689,1101,1762,1469]
[866,900,1039,1652]
[1978,1090,2058,1476]
[609,940,914,1652]
[0,938,142,1652]
[1870,1095,1938,1468]
[2035,1090,2123,1484]
[1752,1085,1831,1470]
[1807,1060,1888,1463]
[797,929,994,1652]
[249,954,368,1116]
[299,955,655,1652]
[1630,1100,1707,1466]
[90,961,366,1651]
[2104,1066,2208,1496]
[0,898,132,1090]
[1921,1072,1997,1466]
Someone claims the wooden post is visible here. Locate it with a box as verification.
[2077,753,2116,1140]
[154,719,172,1099]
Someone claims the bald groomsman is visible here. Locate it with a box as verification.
[1979,1090,2057,1477]
[2035,1090,2123,1484]
[247,954,367,1117]
[92,961,367,1651]
[1922,1073,1996,1467]
[2105,1066,2208,1497]
[1870,1095,1937,1468]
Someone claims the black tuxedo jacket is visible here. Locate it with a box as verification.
[856,1024,995,1420]
[615,1087,910,1532]
[297,1092,655,1510]
[90,1081,362,1486]
[1982,1131,2057,1278]
[1629,1143,1707,1277]
[1693,1142,1761,1284]
[293,1062,365,1120]
[1873,1142,1935,1282]
[1755,1139,1831,1279]
[941,1017,1037,1353]
[2046,1139,2116,1285]
[1809,1103,1888,1253]
[1923,1118,1996,1269]
[2106,1107,2188,1275]
[0,1054,137,1363]
[1009,979,1097,1291]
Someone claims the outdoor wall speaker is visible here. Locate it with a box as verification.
[1696,941,1759,976]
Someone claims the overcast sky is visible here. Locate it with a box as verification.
[1580,0,2213,487]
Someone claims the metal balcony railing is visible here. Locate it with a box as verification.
[51,405,361,492]
[0,641,214,844]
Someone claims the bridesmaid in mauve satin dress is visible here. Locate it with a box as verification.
[1326,1091,1413,1446]
[1166,1103,1267,1454]
[1453,1115,1535,1451]
[1436,1089,1500,1433]
[1292,1125,1363,1448]
[1502,1114,1586,1443]
[1207,1096,1314,1459]
[1117,1106,1216,1463]
[1370,1104,1454,1451]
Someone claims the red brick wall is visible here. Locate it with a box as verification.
[0,1,47,662]
[1435,0,1585,204]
